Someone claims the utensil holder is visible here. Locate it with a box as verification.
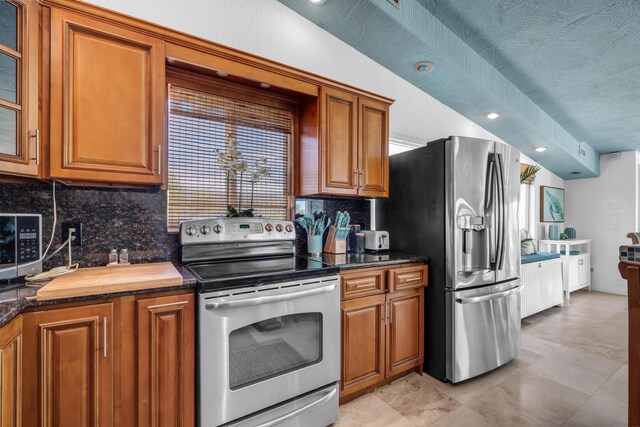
[307,235,323,255]
[324,226,347,254]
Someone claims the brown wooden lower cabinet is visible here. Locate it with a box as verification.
[18,290,195,427]
[137,294,195,427]
[23,303,114,427]
[340,264,427,403]
[386,288,424,378]
[0,316,23,427]
[341,294,386,397]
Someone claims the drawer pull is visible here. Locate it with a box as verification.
[147,301,188,310]
[157,145,162,175]
[354,282,373,289]
[31,129,40,165]
[103,317,107,358]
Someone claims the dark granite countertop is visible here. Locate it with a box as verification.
[306,251,428,270]
[0,262,196,328]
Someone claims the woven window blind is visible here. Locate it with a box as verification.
[167,83,293,231]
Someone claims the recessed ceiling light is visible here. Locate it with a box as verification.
[534,146,547,153]
[413,61,435,74]
[308,0,327,4]
[260,82,271,89]
[485,112,500,120]
[216,70,228,77]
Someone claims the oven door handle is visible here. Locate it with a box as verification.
[204,283,337,310]
[254,386,337,427]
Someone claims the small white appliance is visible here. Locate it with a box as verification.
[362,230,389,251]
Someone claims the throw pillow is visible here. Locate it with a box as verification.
[520,229,537,255]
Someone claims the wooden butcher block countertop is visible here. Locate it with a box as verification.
[36,262,184,301]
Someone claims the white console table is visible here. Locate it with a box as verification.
[539,239,591,301]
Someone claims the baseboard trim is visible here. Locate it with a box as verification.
[591,283,628,296]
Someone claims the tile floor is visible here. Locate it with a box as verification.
[335,290,628,427]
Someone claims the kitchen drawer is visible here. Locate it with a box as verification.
[341,268,386,300]
[387,264,428,292]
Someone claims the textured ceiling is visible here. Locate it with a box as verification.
[418,0,640,154]
[278,0,640,178]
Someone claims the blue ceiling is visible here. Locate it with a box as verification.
[278,0,640,179]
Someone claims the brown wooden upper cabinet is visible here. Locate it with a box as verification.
[358,97,389,197]
[48,8,166,185]
[321,87,359,196]
[299,87,390,197]
[0,0,39,177]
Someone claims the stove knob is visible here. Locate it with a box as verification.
[265,223,273,232]
[285,224,293,233]
[185,225,196,236]
[213,224,223,234]
[200,225,211,235]
[276,224,283,232]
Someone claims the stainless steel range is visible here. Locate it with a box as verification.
[180,217,340,427]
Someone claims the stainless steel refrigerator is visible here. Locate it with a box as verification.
[376,136,521,383]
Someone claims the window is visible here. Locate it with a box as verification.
[519,184,530,230]
[166,73,295,231]
[519,183,536,235]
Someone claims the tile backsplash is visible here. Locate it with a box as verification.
[0,182,372,269]
[294,197,371,254]
[1,182,169,269]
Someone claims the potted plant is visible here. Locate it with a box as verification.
[215,134,270,217]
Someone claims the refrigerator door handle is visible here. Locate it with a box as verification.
[495,153,506,270]
[485,154,497,267]
[455,285,522,304]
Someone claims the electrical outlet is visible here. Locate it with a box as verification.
[62,222,83,246]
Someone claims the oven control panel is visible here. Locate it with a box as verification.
[180,218,295,244]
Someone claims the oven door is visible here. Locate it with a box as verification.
[198,275,340,427]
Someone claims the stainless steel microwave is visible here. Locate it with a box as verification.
[0,214,42,280]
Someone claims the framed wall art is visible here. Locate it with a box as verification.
[540,186,565,222]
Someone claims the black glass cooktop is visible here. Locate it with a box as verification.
[187,255,340,292]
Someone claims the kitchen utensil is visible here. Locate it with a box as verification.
[354,233,366,254]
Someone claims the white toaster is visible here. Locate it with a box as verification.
[362,230,389,251]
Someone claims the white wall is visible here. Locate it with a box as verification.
[520,154,565,240]
[565,151,639,295]
[85,0,501,146]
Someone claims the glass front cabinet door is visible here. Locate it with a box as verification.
[0,0,38,177]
